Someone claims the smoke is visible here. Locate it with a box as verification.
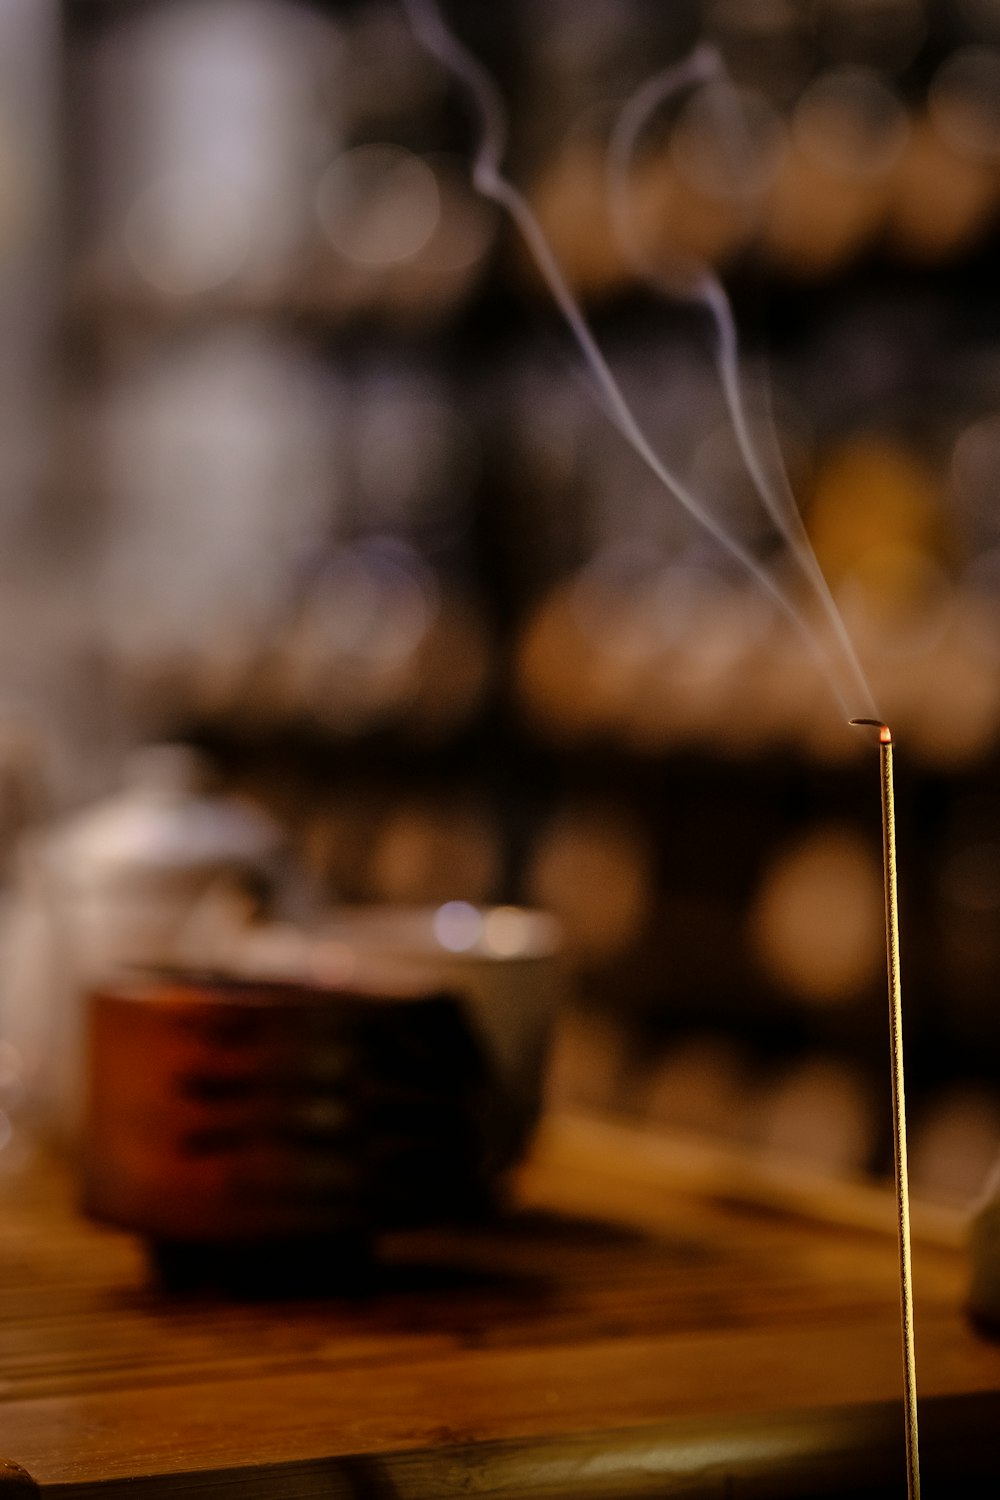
[401,0,878,724]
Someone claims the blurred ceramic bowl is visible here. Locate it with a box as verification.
[314,903,564,1163]
[83,966,507,1254]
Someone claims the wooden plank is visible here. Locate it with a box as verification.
[17,1394,1000,1498]
[0,1114,997,1495]
[521,1113,968,1248]
[3,1291,999,1485]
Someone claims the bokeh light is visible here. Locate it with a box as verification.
[317,144,441,267]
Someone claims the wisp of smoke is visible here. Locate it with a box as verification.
[401,0,878,724]
[606,45,876,721]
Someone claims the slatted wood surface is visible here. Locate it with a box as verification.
[0,1113,998,1497]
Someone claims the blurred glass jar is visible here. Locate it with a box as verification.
[761,66,909,276]
[0,745,299,1140]
[887,46,1000,264]
[79,0,347,302]
[309,145,496,322]
[95,328,340,716]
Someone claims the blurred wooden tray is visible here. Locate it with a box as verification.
[0,1111,997,1497]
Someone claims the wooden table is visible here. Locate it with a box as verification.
[1,1112,998,1497]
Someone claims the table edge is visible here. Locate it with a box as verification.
[7,1388,997,1498]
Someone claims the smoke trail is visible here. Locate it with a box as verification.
[401,0,878,722]
[606,48,877,719]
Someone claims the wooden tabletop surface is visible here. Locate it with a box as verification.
[1,1112,998,1497]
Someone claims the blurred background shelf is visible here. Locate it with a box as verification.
[3,0,1000,1207]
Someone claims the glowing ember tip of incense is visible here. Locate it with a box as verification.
[848,717,893,744]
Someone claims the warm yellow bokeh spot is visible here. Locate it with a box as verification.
[525,141,631,297]
[888,114,1000,263]
[749,826,885,1004]
[806,435,946,588]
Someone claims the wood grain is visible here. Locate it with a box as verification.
[25,1393,1000,1499]
[0,1113,997,1496]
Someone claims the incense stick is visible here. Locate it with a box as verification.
[851,717,920,1500]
